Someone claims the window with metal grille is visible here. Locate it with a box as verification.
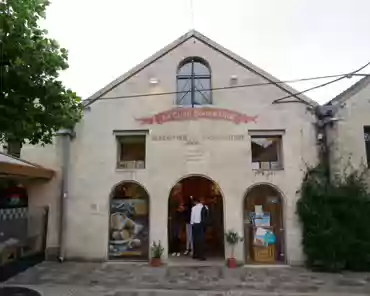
[176,57,212,106]
[364,126,370,167]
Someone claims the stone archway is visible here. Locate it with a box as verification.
[243,183,285,264]
[168,175,225,258]
[108,181,150,260]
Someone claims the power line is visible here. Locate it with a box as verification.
[272,62,370,105]
[86,72,369,105]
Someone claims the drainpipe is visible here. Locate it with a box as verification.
[56,128,75,262]
[315,105,339,180]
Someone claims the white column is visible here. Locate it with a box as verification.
[223,190,245,262]
[149,191,169,260]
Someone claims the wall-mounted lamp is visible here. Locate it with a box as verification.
[230,75,238,85]
[149,78,159,85]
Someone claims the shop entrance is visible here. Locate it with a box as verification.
[108,181,150,260]
[243,184,285,264]
[168,176,224,258]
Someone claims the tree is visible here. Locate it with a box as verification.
[297,164,370,271]
[0,0,83,151]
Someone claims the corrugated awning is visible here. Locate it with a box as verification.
[0,152,54,180]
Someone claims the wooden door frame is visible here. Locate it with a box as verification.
[243,182,287,265]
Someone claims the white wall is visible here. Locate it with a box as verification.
[61,37,318,264]
[18,36,319,264]
[327,81,370,179]
[21,140,62,256]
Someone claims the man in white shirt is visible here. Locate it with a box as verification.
[190,198,207,260]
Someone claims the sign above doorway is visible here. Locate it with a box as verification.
[136,107,258,125]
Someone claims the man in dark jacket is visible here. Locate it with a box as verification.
[191,197,208,260]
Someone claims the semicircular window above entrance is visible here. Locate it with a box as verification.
[108,181,150,260]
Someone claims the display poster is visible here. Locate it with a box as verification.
[253,227,276,247]
[109,198,149,259]
[254,205,263,217]
[254,213,271,227]
[254,227,268,246]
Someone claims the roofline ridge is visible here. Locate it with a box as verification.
[84,30,316,107]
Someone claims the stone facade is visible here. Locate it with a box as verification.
[325,76,370,179]
[20,31,321,265]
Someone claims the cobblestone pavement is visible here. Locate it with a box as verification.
[2,262,370,296]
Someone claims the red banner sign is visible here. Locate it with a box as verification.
[136,107,258,125]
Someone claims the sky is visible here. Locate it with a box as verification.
[42,0,370,104]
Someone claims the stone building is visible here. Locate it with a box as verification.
[20,30,321,265]
[324,76,370,177]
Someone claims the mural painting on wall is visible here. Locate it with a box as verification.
[136,107,258,125]
[109,182,149,259]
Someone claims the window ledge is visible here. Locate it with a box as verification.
[116,168,146,172]
[252,168,284,172]
[175,104,213,108]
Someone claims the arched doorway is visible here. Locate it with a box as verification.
[168,175,224,258]
[243,184,285,264]
[108,181,150,260]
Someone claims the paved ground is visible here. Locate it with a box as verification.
[2,261,370,296]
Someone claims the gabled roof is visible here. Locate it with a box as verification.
[85,30,317,107]
[326,75,370,106]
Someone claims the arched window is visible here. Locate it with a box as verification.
[176,57,212,106]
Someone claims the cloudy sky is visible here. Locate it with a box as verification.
[42,0,370,104]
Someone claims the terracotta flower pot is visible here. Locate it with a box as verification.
[227,258,237,268]
[150,258,162,267]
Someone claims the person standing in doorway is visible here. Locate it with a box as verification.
[200,197,209,233]
[171,203,184,256]
[191,198,206,261]
[183,196,193,256]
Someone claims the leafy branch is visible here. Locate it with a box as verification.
[0,0,83,146]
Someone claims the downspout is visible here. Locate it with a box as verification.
[315,105,339,180]
[56,128,75,262]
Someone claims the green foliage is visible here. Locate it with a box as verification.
[0,0,83,145]
[151,241,164,259]
[225,230,243,246]
[297,164,370,272]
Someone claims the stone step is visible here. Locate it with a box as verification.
[13,285,370,296]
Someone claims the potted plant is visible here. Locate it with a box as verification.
[150,240,164,267]
[225,230,243,268]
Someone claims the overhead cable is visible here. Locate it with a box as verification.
[85,71,370,106]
